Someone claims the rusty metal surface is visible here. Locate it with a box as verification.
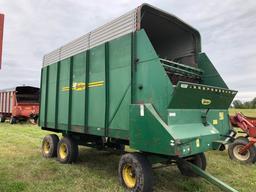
[0,86,40,118]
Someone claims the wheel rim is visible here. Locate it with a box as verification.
[59,143,68,159]
[122,164,136,188]
[233,145,250,161]
[43,141,50,154]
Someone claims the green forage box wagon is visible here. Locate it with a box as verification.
[39,4,238,192]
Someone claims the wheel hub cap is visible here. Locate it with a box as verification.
[59,143,68,159]
[233,145,250,161]
[43,141,50,154]
[122,164,136,188]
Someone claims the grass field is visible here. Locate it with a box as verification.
[229,108,256,116]
[0,109,255,192]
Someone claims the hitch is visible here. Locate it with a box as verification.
[179,158,239,192]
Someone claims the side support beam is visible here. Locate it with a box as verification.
[181,159,239,192]
[104,42,109,136]
[55,61,60,129]
[84,51,90,133]
[44,66,49,127]
[68,57,74,131]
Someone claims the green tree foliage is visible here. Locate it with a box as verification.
[232,97,256,109]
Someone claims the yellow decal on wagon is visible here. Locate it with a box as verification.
[196,138,200,148]
[201,98,211,105]
[219,112,224,120]
[62,81,104,91]
[213,119,218,125]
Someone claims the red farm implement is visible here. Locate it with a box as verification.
[0,86,40,124]
[228,112,256,163]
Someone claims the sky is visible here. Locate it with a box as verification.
[0,0,255,101]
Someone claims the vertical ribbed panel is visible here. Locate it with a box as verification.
[43,49,60,66]
[89,9,136,48]
[43,9,137,67]
[0,88,15,113]
[60,34,90,61]
[10,92,13,113]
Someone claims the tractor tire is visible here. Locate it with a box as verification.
[118,153,153,192]
[0,115,5,123]
[42,134,59,158]
[10,117,16,124]
[177,153,207,177]
[228,138,256,164]
[57,137,78,164]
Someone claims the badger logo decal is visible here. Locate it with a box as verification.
[62,81,104,92]
[201,98,211,105]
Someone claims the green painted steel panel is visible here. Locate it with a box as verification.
[169,82,237,109]
[134,30,173,122]
[108,34,132,136]
[130,104,175,155]
[108,87,131,137]
[130,104,222,157]
[40,34,134,139]
[198,53,228,88]
[57,58,71,130]
[207,110,231,139]
[71,53,86,128]
[46,64,57,127]
[87,45,106,133]
[39,68,47,126]
[39,28,237,159]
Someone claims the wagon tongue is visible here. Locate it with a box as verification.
[169,82,237,109]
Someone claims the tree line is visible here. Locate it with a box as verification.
[232,97,256,109]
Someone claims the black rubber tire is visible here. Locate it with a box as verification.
[228,138,256,164]
[10,117,16,124]
[177,153,207,177]
[0,115,5,123]
[57,137,78,164]
[42,134,59,158]
[118,153,153,192]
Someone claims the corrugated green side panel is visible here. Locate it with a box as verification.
[40,33,133,139]
[87,45,106,135]
[108,34,131,138]
[46,64,57,127]
[71,53,86,129]
[57,58,70,130]
[39,68,47,126]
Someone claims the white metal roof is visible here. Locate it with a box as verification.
[42,4,201,67]
[43,8,137,67]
